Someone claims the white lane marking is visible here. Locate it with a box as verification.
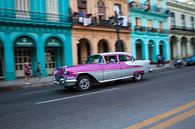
[35,88,119,105]
[21,89,55,95]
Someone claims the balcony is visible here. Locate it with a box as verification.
[134,25,169,34]
[134,26,146,32]
[170,25,195,32]
[129,2,169,16]
[71,12,131,30]
[0,8,71,27]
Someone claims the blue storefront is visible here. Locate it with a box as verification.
[128,0,170,63]
[0,0,72,80]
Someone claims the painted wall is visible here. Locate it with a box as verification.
[70,0,131,65]
[167,2,195,29]
[0,0,72,80]
[167,0,195,59]
[128,0,170,62]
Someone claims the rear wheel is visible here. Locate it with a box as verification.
[133,73,143,81]
[76,76,91,92]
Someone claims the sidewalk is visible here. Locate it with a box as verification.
[149,63,171,72]
[0,76,53,90]
[0,64,170,90]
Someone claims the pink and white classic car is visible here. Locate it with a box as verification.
[53,52,151,91]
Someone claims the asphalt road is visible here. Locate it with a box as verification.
[0,66,195,129]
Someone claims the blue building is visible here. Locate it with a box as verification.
[0,0,72,80]
[128,0,170,63]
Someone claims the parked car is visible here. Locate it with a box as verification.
[53,52,151,91]
[184,55,195,65]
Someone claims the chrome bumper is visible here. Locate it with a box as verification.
[53,77,77,87]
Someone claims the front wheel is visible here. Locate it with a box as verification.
[133,73,143,81]
[76,76,91,92]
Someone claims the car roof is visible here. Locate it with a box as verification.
[94,52,132,56]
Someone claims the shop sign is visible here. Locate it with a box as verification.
[46,38,61,47]
[15,38,34,47]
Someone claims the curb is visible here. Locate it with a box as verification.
[0,81,53,92]
[149,66,171,72]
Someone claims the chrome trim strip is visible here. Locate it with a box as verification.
[99,76,134,83]
[65,79,77,83]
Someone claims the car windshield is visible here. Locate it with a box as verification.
[86,55,104,64]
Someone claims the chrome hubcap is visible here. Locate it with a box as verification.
[135,74,141,80]
[79,78,90,89]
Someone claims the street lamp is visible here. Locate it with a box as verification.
[114,11,124,52]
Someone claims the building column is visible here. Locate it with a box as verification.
[154,42,159,62]
[4,37,16,80]
[176,41,181,58]
[90,38,98,55]
[164,40,170,62]
[72,36,78,65]
[132,43,136,59]
[36,35,47,77]
[143,43,149,60]
[187,42,191,57]
[63,34,73,66]
[109,38,115,52]
[131,38,136,58]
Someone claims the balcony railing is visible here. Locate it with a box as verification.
[129,2,169,16]
[134,25,169,33]
[134,26,146,32]
[0,8,71,26]
[170,25,195,32]
[71,12,131,30]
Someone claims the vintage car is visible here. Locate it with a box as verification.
[53,52,151,91]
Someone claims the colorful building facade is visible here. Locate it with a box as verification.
[128,0,170,63]
[167,0,195,59]
[70,0,131,65]
[0,0,72,80]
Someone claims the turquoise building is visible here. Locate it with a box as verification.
[0,0,72,80]
[128,0,170,63]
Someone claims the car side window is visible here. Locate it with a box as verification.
[104,55,117,64]
[86,55,105,64]
[99,56,104,63]
[119,55,134,62]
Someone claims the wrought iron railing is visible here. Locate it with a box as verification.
[134,25,169,33]
[0,8,71,25]
[71,12,131,30]
[134,25,146,32]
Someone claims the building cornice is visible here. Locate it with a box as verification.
[167,1,195,12]
[170,30,195,36]
[72,25,130,34]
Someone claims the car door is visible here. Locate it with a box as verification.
[119,54,135,77]
[103,55,122,81]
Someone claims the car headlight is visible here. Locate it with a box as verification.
[64,69,68,75]
[54,69,58,75]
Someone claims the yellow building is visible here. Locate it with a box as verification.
[70,0,131,64]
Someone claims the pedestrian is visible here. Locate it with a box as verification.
[24,62,31,84]
[37,62,41,80]
[156,54,161,67]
